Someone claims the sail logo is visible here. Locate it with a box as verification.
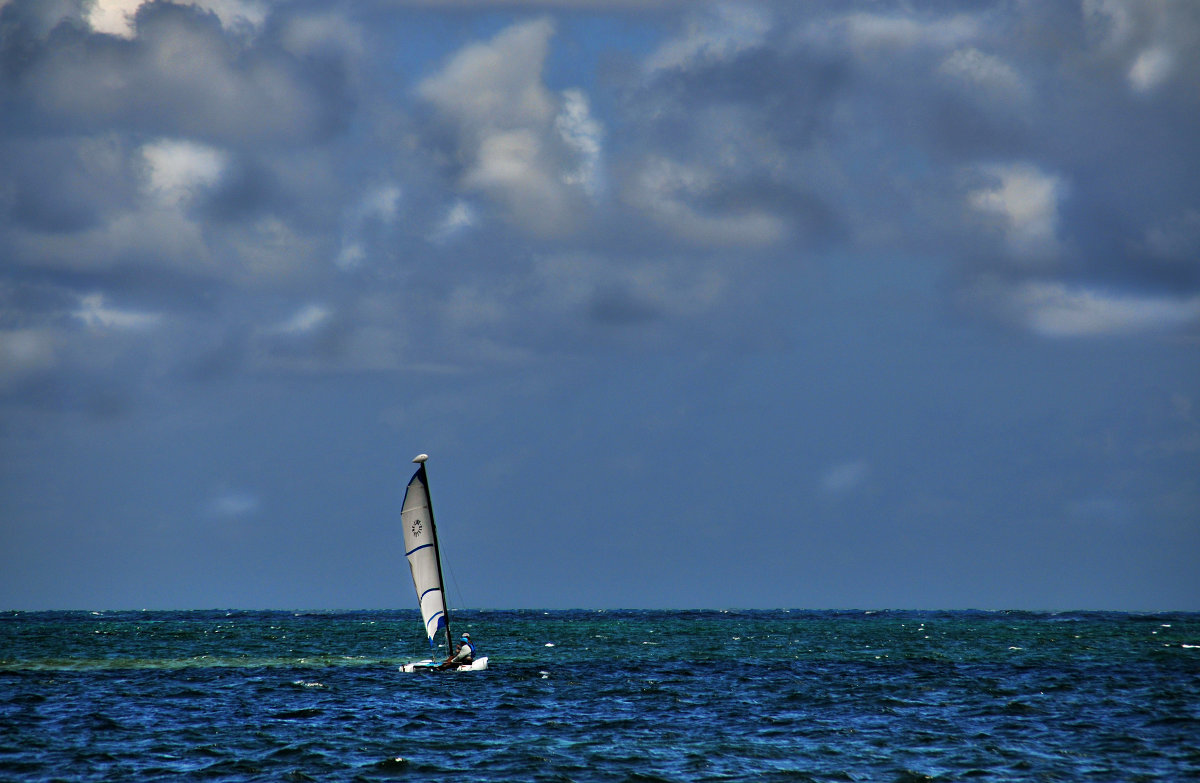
[411,519,423,537]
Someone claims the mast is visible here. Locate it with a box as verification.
[413,454,454,655]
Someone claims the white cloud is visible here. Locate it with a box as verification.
[419,18,557,132]
[969,163,1065,260]
[939,48,1030,105]
[1083,1,1183,95]
[335,244,367,270]
[272,304,332,335]
[73,293,162,331]
[1129,46,1173,93]
[464,129,544,190]
[87,0,145,38]
[417,18,597,236]
[429,200,478,243]
[644,2,771,74]
[460,128,580,235]
[556,89,604,199]
[808,12,979,55]
[336,184,401,269]
[361,185,402,221]
[821,460,870,494]
[142,139,227,206]
[207,489,260,518]
[87,0,268,39]
[1013,282,1200,338]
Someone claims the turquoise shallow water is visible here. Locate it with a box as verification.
[2,610,1198,781]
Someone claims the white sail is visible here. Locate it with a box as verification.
[401,460,449,645]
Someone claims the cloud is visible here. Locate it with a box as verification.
[428,200,478,244]
[532,252,726,326]
[1014,282,1200,338]
[417,18,599,236]
[968,163,1065,261]
[0,329,57,390]
[271,304,332,336]
[0,0,1197,392]
[87,0,268,39]
[428,249,729,360]
[1145,209,1200,261]
[555,89,604,199]
[142,138,228,206]
[207,489,260,518]
[336,184,402,270]
[1083,0,1200,96]
[938,47,1030,106]
[73,293,163,331]
[821,461,870,495]
[968,279,1200,338]
[17,2,348,143]
[623,9,851,252]
[804,11,980,56]
[1129,46,1173,92]
[418,18,557,129]
[86,0,144,39]
[644,2,771,75]
[280,11,365,59]
[379,0,689,6]
[0,135,135,234]
[2,136,222,277]
[627,156,788,247]
[252,302,349,371]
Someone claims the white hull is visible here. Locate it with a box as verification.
[400,656,489,673]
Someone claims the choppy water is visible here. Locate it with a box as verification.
[2,610,1198,781]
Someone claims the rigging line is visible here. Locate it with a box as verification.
[444,557,467,612]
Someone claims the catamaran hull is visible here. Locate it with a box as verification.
[400,656,489,673]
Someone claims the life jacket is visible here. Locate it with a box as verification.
[459,640,476,659]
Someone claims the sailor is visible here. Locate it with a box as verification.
[439,633,475,669]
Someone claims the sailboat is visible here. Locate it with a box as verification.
[398,454,489,673]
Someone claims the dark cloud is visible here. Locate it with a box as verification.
[197,155,286,224]
[1,0,1199,401]
[1,2,353,143]
[640,45,846,147]
[0,137,137,233]
[587,281,661,326]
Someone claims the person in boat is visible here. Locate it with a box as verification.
[439,632,475,669]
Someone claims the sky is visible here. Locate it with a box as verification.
[1,0,1198,612]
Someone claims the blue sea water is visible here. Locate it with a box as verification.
[1,610,1198,781]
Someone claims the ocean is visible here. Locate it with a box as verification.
[1,610,1197,781]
